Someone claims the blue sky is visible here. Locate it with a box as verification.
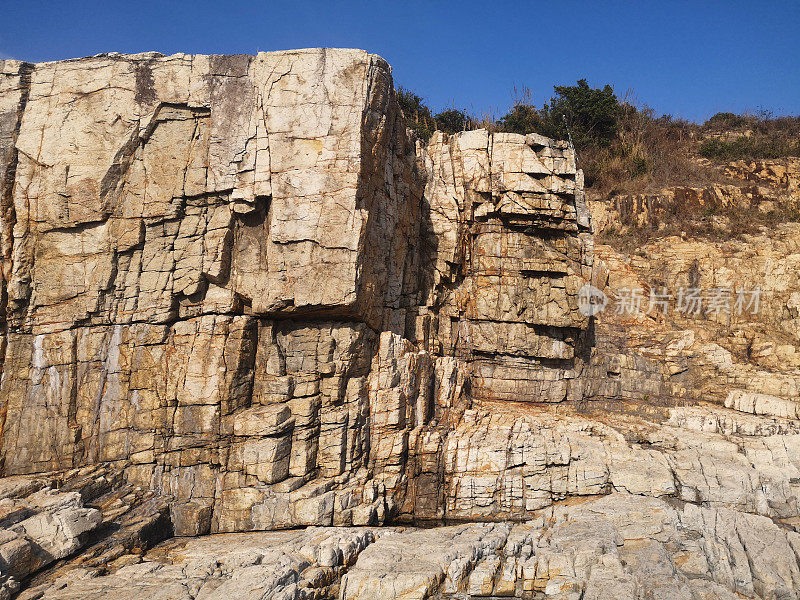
[1,0,798,122]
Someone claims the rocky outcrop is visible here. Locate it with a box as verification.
[0,466,171,599]
[0,49,799,599]
[0,49,591,536]
[418,130,592,404]
[0,49,423,535]
[341,494,800,600]
[0,484,100,598]
[725,157,800,194]
[18,526,375,600]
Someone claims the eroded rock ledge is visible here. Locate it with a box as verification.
[0,49,799,599]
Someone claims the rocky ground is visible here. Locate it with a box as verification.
[3,389,799,599]
[3,482,799,599]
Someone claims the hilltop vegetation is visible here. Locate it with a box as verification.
[397,81,800,198]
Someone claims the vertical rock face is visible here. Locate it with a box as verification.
[1,50,418,331]
[0,50,595,533]
[419,130,592,404]
[0,49,426,533]
[2,48,798,578]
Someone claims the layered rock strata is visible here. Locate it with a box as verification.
[0,49,799,600]
[418,130,592,404]
[0,49,591,535]
[8,488,800,599]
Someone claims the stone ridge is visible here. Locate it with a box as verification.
[419,129,593,405]
[1,48,408,330]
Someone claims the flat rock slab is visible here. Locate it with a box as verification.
[19,527,377,600]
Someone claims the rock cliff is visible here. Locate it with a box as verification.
[0,49,798,599]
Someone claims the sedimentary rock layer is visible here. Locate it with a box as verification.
[1,48,799,599]
[5,478,799,600]
[0,49,593,537]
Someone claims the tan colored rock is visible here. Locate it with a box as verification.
[4,50,419,332]
[419,129,592,404]
[0,49,422,535]
[725,389,799,419]
[2,47,800,600]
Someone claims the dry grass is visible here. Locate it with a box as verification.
[699,112,800,161]
[599,189,800,252]
[581,97,719,197]
[397,84,799,201]
[578,104,800,198]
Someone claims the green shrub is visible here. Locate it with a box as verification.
[497,79,621,150]
[544,79,621,148]
[434,108,473,134]
[396,87,436,142]
[399,81,799,195]
[699,111,800,161]
[497,102,542,135]
[396,89,477,139]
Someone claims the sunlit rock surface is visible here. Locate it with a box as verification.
[0,50,798,599]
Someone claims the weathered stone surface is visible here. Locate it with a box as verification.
[338,494,800,599]
[3,50,419,331]
[0,466,173,599]
[725,157,800,194]
[418,130,592,404]
[0,49,426,538]
[10,491,800,599]
[19,526,376,600]
[1,48,800,598]
[1,48,597,539]
[430,406,800,522]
